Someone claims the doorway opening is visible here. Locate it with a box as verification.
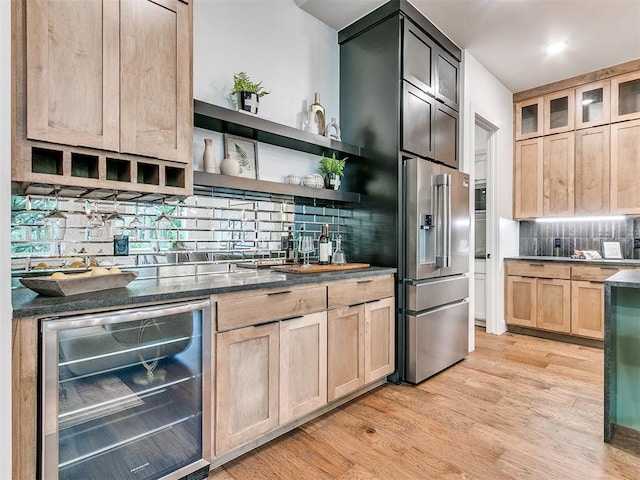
[473,117,497,330]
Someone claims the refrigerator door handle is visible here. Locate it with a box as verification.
[434,173,451,268]
[443,174,452,267]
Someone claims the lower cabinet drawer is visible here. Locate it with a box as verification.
[506,261,571,279]
[217,285,326,331]
[327,275,394,309]
[571,265,620,282]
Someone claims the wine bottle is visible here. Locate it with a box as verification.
[318,224,330,265]
[286,226,295,262]
[297,227,305,263]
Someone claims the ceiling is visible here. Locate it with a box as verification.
[295,0,640,93]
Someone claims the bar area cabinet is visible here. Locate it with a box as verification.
[12,0,193,197]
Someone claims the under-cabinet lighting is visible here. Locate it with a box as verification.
[535,215,625,223]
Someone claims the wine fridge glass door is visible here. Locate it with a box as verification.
[41,300,211,480]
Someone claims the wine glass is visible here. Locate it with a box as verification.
[155,199,174,244]
[42,186,67,241]
[86,201,105,240]
[300,236,314,268]
[104,191,125,237]
[128,203,145,240]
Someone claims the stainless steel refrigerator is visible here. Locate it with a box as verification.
[403,157,470,384]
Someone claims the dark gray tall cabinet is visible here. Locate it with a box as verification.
[339,0,462,382]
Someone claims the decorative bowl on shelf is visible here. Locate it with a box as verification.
[302,173,324,189]
[284,174,301,185]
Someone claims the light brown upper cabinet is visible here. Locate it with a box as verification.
[544,89,574,135]
[611,70,640,122]
[514,138,543,219]
[574,126,610,214]
[25,0,191,164]
[543,132,575,217]
[610,119,640,214]
[26,0,120,151]
[120,0,191,163]
[515,97,544,141]
[575,80,610,129]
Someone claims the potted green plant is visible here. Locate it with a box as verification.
[319,152,347,190]
[231,72,269,114]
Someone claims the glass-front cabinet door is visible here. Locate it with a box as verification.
[611,70,640,122]
[544,89,575,135]
[515,97,544,141]
[575,80,610,129]
[435,48,459,110]
[402,19,434,96]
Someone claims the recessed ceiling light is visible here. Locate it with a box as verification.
[546,40,568,55]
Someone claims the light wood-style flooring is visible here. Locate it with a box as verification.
[210,328,640,479]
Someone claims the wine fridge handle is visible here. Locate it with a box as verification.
[43,299,211,331]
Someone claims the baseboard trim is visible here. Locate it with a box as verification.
[507,325,603,349]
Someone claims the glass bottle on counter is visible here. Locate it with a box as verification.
[296,227,305,263]
[286,226,295,263]
[318,224,330,265]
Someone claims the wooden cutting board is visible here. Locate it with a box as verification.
[271,263,370,274]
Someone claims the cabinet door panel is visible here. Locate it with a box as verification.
[515,98,543,141]
[434,102,458,168]
[402,82,434,158]
[327,305,365,401]
[610,119,640,214]
[575,126,610,214]
[216,323,279,455]
[506,276,537,327]
[514,138,543,219]
[26,0,119,150]
[575,80,610,129]
[279,312,327,424]
[536,279,571,333]
[120,0,191,163]
[365,297,395,383]
[403,21,434,95]
[611,71,640,122]
[436,48,459,110]
[544,89,574,135]
[571,281,604,339]
[543,132,575,216]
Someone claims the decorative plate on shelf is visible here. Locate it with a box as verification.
[19,271,138,297]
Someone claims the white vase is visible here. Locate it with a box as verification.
[220,153,240,176]
[202,138,217,173]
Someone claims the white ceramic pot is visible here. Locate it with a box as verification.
[220,154,240,176]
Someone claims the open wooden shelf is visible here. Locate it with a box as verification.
[193,171,360,204]
[193,100,361,159]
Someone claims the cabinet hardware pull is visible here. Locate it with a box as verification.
[357,280,373,284]
[599,267,617,270]
[528,263,545,266]
[267,290,292,296]
[282,315,304,322]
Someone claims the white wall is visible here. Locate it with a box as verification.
[1,0,13,476]
[463,51,519,345]
[192,0,340,182]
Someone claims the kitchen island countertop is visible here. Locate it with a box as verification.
[12,266,397,319]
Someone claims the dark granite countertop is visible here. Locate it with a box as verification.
[603,269,640,288]
[12,267,397,319]
[505,256,640,267]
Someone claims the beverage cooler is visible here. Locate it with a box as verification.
[40,300,212,480]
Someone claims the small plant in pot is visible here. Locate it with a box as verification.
[319,152,347,190]
[231,72,269,114]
